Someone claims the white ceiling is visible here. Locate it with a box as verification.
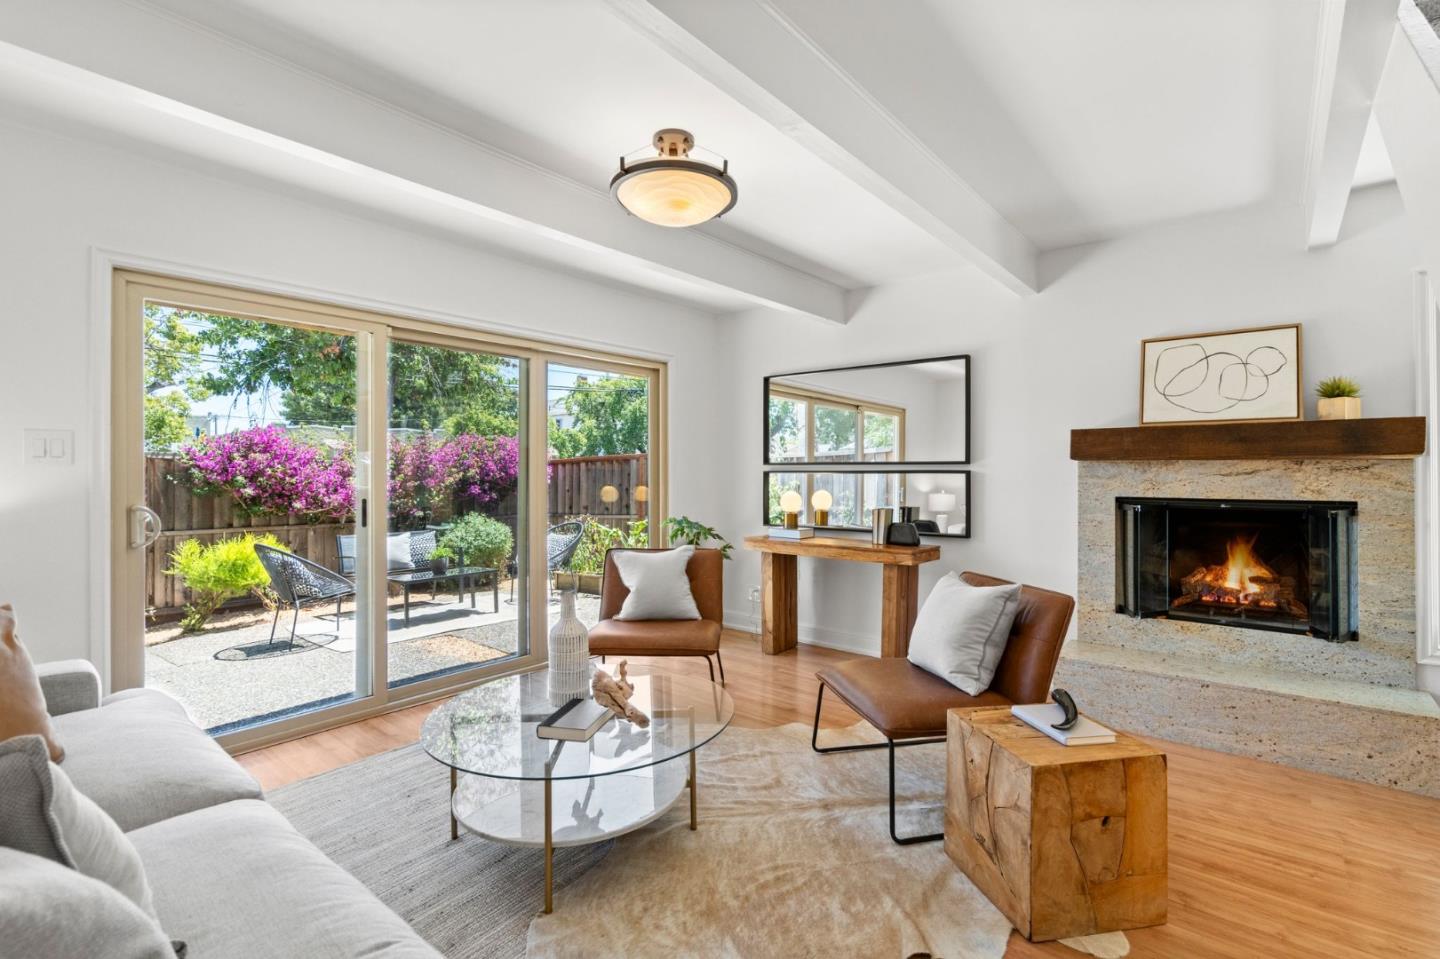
[136,0,958,289]
[1,0,1402,314]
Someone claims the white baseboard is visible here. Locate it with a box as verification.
[723,608,879,657]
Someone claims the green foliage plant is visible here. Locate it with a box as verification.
[165,533,283,633]
[1315,376,1362,398]
[440,513,514,570]
[664,516,733,560]
[569,518,649,576]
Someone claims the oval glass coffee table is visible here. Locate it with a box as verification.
[420,665,733,913]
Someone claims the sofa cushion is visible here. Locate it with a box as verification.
[611,546,701,620]
[130,799,440,959]
[0,604,65,761]
[588,618,721,656]
[49,689,261,831]
[0,848,174,959]
[816,658,1011,739]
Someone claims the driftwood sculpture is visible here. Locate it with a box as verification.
[591,659,650,728]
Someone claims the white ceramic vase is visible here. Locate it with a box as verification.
[547,588,591,702]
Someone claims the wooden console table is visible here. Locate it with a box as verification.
[742,535,940,657]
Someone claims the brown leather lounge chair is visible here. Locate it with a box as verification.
[812,571,1075,845]
[588,548,727,685]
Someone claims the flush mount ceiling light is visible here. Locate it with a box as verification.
[610,128,737,228]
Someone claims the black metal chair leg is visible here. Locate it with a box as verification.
[287,604,300,649]
[811,683,945,845]
[889,740,944,845]
[705,656,716,683]
[266,606,281,647]
[714,650,726,687]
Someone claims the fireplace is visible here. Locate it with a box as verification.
[1115,497,1358,641]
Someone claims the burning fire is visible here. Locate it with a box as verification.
[1175,533,1306,617]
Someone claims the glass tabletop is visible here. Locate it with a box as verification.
[387,565,493,584]
[420,665,733,782]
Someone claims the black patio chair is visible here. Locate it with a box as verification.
[255,544,356,649]
[509,521,585,602]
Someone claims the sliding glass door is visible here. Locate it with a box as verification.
[384,337,530,689]
[112,272,666,750]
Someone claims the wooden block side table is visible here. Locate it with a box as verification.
[944,706,1168,942]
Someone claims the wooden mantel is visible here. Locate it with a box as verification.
[1070,416,1426,462]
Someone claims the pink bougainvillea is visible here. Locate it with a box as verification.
[180,426,522,526]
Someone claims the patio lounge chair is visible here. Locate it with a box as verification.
[509,521,585,602]
[254,544,357,649]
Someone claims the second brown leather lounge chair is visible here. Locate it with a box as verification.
[812,571,1075,844]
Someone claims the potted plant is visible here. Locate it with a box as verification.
[1316,376,1362,421]
[428,546,455,575]
[567,518,648,594]
[664,516,733,559]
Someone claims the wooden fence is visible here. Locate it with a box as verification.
[146,452,648,615]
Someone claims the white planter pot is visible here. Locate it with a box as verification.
[1317,396,1362,420]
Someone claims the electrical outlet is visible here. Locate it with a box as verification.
[748,586,760,603]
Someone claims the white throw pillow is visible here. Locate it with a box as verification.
[907,572,1022,695]
[612,547,701,621]
[385,532,413,571]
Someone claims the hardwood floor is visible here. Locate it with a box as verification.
[237,631,1440,959]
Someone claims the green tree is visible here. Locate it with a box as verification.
[549,375,648,457]
[193,318,519,433]
[767,396,803,460]
[813,406,857,454]
[142,306,209,451]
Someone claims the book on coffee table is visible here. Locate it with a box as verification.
[1010,703,1116,746]
[537,697,613,742]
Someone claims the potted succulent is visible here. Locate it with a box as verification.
[429,546,456,575]
[1316,376,1362,421]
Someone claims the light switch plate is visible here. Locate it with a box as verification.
[23,429,74,465]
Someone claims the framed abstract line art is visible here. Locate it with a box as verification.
[1139,323,1302,426]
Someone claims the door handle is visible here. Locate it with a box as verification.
[128,505,162,550]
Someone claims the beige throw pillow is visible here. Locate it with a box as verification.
[0,604,64,761]
[907,572,1022,695]
[612,547,701,621]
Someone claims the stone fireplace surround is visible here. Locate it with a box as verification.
[1056,426,1440,797]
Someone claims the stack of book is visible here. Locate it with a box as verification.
[537,697,614,742]
[1010,703,1116,746]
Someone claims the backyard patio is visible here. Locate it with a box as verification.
[145,587,602,732]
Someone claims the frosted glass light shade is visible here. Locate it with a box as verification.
[811,489,833,511]
[928,491,957,513]
[616,169,732,227]
[600,484,620,504]
[779,490,803,514]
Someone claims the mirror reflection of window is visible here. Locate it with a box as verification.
[865,472,901,520]
[813,473,860,527]
[863,411,900,463]
[814,404,859,462]
[768,396,808,464]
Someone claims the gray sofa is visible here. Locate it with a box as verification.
[28,660,441,958]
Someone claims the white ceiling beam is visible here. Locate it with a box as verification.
[1374,2,1440,279]
[0,0,846,323]
[1301,0,1402,249]
[606,0,1039,296]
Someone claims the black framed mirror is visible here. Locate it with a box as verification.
[761,469,971,539]
[764,354,970,467]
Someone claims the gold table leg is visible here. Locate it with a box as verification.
[449,767,458,841]
[689,751,698,831]
[543,775,554,914]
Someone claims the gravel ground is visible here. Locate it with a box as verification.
[145,592,601,733]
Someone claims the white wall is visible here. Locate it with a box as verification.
[0,121,723,668]
[720,185,1422,653]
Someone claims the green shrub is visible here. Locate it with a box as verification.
[570,518,649,576]
[1316,376,1361,398]
[165,533,284,633]
[440,513,514,570]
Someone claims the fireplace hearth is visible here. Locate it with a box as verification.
[1115,497,1358,641]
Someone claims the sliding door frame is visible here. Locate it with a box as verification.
[110,269,667,753]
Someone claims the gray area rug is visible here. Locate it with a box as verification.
[271,723,1017,958]
[270,744,611,959]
